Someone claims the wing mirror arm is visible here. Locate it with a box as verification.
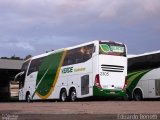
[14,71,24,82]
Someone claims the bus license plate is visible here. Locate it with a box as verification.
[110,92,115,94]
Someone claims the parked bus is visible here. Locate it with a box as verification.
[127,51,160,101]
[15,40,127,102]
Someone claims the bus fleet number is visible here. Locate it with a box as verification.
[100,72,109,76]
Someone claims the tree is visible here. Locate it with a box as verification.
[1,55,22,60]
[10,55,22,60]
[24,55,32,60]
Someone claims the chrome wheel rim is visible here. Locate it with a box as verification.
[71,91,76,101]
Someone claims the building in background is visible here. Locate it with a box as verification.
[0,59,23,101]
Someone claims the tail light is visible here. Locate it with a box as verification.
[123,76,128,90]
[94,74,102,89]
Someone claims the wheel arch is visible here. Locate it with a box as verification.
[26,91,30,98]
[60,87,67,96]
[69,86,76,95]
[132,87,144,99]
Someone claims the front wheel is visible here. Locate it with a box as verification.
[69,89,77,102]
[133,89,143,101]
[122,94,129,101]
[26,93,31,103]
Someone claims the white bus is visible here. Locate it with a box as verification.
[15,40,127,102]
[127,51,160,100]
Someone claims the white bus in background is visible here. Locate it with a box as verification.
[15,40,127,102]
[127,51,160,101]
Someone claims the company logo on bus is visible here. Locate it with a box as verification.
[62,67,86,74]
[62,67,73,74]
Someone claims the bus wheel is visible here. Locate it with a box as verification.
[60,89,67,102]
[69,89,76,102]
[26,92,31,103]
[122,94,129,101]
[133,89,143,101]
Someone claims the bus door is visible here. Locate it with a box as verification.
[148,79,156,98]
[154,79,160,97]
[15,71,25,100]
[18,59,30,100]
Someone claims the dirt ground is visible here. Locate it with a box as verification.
[0,101,160,120]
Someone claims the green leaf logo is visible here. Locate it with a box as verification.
[100,44,110,53]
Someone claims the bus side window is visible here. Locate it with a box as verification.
[27,57,44,76]
[75,52,83,63]
[62,44,94,66]
[63,57,69,66]
[19,60,30,88]
[83,44,94,61]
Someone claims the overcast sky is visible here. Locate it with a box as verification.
[0,0,160,58]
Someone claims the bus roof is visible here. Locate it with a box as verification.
[128,50,160,59]
[27,40,125,61]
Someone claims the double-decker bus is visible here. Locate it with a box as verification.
[127,51,160,101]
[15,40,127,102]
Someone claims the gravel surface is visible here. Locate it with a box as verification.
[0,101,160,120]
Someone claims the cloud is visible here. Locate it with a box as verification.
[0,0,160,57]
[0,38,35,57]
[0,38,34,51]
[15,42,35,50]
[98,0,160,24]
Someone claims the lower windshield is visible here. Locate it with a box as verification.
[99,42,126,56]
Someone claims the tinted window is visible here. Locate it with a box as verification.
[19,60,30,88]
[27,57,44,76]
[128,53,160,72]
[99,42,126,57]
[63,44,94,66]
[21,60,30,73]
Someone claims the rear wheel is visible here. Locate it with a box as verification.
[133,89,143,101]
[69,89,76,102]
[60,89,67,102]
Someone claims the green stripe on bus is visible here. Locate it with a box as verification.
[126,69,150,96]
[33,51,64,98]
[127,70,147,86]
[127,71,140,80]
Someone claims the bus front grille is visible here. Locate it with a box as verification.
[101,64,124,72]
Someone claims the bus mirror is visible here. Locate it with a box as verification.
[14,71,24,82]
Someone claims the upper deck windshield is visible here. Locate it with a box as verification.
[99,42,126,57]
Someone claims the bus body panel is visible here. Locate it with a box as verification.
[57,59,93,98]
[138,68,160,98]
[136,80,148,98]
[92,55,127,97]
[99,55,127,90]
[127,68,160,99]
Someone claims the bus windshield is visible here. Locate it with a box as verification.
[99,42,126,56]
